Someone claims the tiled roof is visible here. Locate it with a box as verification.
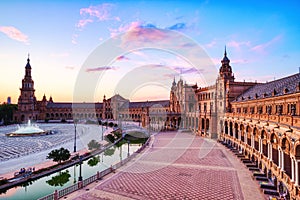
[235,73,300,102]
[129,100,170,108]
[47,102,103,109]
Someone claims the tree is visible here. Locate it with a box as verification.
[87,140,101,150]
[47,147,71,164]
[0,104,17,125]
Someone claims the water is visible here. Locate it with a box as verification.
[0,123,144,200]
[0,142,141,200]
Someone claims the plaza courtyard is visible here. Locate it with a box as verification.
[64,131,265,200]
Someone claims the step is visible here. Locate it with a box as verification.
[242,160,252,164]
[253,172,266,177]
[246,164,257,168]
[256,177,269,182]
[263,189,279,196]
[260,183,277,190]
[249,167,260,172]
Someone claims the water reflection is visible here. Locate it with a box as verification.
[87,156,100,167]
[46,171,71,187]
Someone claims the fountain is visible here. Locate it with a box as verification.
[6,120,47,137]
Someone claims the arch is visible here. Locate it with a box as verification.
[270,132,279,166]
[261,130,268,157]
[295,144,300,159]
[206,119,209,131]
[229,121,233,136]
[234,123,239,139]
[281,137,291,153]
[281,137,292,178]
[224,121,228,134]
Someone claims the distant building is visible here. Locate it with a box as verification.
[7,96,11,104]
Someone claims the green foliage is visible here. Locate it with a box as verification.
[0,104,17,125]
[47,147,71,164]
[87,156,100,167]
[105,134,115,143]
[87,140,101,150]
[0,179,8,186]
[46,171,71,187]
[104,147,115,156]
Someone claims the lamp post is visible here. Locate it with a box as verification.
[78,156,83,181]
[127,140,130,157]
[73,119,78,153]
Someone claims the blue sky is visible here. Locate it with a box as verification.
[0,0,300,103]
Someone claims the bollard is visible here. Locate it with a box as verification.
[54,190,58,200]
[97,171,100,179]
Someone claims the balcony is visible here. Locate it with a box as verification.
[225,112,300,129]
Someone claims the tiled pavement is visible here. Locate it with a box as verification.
[65,131,265,200]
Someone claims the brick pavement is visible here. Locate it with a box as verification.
[65,131,265,200]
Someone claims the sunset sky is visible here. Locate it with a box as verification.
[0,0,300,103]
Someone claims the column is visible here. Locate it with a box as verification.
[278,148,281,168]
[291,157,295,182]
[269,143,273,161]
[251,135,254,148]
[281,150,284,171]
[238,130,241,141]
[295,160,299,186]
[267,142,270,159]
[258,138,261,153]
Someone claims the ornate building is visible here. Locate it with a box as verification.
[221,73,300,198]
[169,48,257,138]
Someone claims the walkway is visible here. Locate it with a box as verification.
[64,131,265,200]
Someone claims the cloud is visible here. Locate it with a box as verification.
[85,66,118,72]
[0,26,29,44]
[251,35,282,53]
[76,19,93,29]
[116,55,129,61]
[77,3,119,29]
[167,23,186,31]
[205,39,217,48]
[227,40,250,49]
[72,34,78,44]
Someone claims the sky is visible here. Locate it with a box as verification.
[0,0,300,103]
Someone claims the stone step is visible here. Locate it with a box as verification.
[249,167,260,172]
[260,183,277,190]
[256,177,269,182]
[263,189,279,196]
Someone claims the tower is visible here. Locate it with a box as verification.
[216,47,234,138]
[15,55,39,122]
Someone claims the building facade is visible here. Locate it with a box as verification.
[13,50,300,198]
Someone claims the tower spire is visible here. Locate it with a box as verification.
[224,46,227,57]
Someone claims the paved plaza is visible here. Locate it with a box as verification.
[65,131,265,200]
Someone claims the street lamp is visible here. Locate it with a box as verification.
[78,155,83,181]
[74,119,78,153]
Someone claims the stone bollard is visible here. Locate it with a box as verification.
[54,190,58,200]
[97,171,100,179]
[78,180,83,189]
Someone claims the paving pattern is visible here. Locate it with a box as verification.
[68,131,264,200]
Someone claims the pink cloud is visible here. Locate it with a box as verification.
[205,39,217,48]
[0,26,29,44]
[76,19,93,29]
[85,66,118,72]
[251,35,282,54]
[77,3,119,29]
[227,40,250,49]
[116,55,129,61]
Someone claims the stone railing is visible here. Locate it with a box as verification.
[38,137,151,200]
